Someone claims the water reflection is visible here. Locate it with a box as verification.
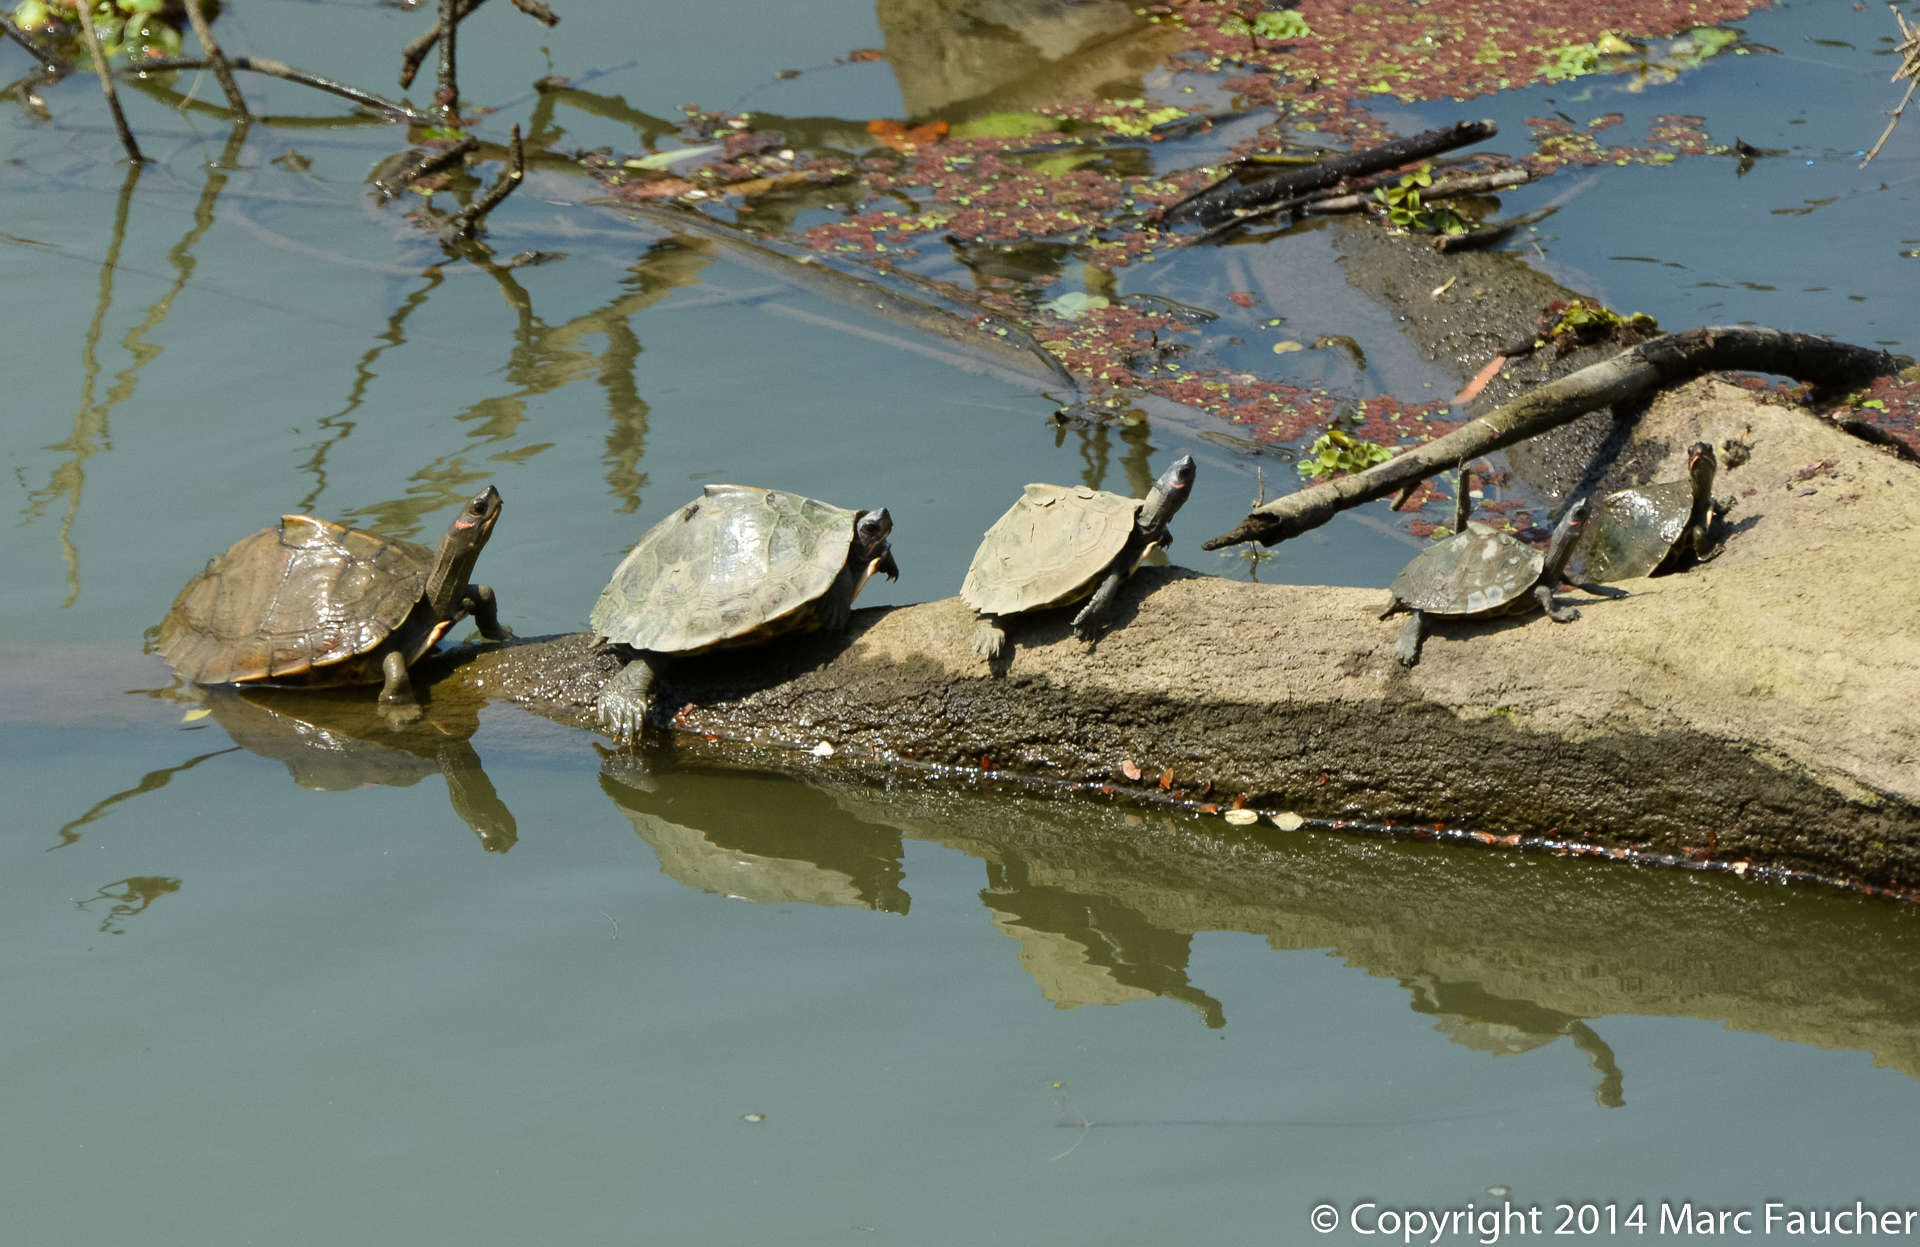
[618,762,1920,1090]
[75,875,181,935]
[876,0,1173,117]
[599,756,908,911]
[1405,974,1625,1108]
[192,684,518,852]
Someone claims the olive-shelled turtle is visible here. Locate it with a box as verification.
[1579,440,1719,582]
[156,487,505,713]
[960,454,1196,662]
[589,485,899,741]
[1379,472,1588,667]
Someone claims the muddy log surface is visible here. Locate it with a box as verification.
[443,377,1920,891]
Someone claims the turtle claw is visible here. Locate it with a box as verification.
[597,652,663,744]
[970,620,1007,661]
[596,692,650,744]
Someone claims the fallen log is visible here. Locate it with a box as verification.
[1203,326,1912,551]
[441,379,1920,893]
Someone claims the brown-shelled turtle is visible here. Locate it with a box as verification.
[1379,471,1589,667]
[157,487,505,714]
[961,454,1196,661]
[589,485,899,742]
[1578,440,1719,582]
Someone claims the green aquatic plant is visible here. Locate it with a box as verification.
[1298,429,1395,479]
[1372,165,1468,235]
[12,0,192,61]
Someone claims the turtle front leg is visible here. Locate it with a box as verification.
[1533,583,1582,623]
[1070,567,1129,642]
[465,584,508,640]
[970,618,1008,660]
[597,652,666,744]
[377,649,424,724]
[1394,611,1427,667]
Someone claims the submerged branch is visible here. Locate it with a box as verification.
[445,125,524,240]
[1203,326,1913,550]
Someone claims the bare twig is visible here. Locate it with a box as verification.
[401,0,560,89]
[128,55,427,123]
[0,13,64,71]
[435,0,460,121]
[182,0,247,115]
[71,0,143,162]
[1862,6,1920,167]
[1203,327,1913,550]
[445,125,524,240]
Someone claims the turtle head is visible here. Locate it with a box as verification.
[851,508,899,597]
[1139,454,1197,536]
[1686,441,1718,491]
[427,486,503,616]
[1541,496,1590,585]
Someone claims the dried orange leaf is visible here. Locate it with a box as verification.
[1121,759,1142,781]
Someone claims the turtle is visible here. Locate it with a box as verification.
[961,454,1196,661]
[589,485,899,742]
[157,487,505,713]
[1379,471,1589,667]
[1578,440,1719,582]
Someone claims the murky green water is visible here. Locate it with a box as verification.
[5,2,1919,1242]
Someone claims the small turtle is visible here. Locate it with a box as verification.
[589,485,899,741]
[1380,472,1589,667]
[961,454,1196,661]
[156,487,505,714]
[1578,441,1719,582]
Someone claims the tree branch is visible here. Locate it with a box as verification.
[1202,326,1914,550]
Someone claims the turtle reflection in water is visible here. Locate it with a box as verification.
[1579,441,1720,582]
[198,686,517,852]
[589,485,900,742]
[156,487,506,721]
[1380,470,1589,667]
[961,454,1196,662]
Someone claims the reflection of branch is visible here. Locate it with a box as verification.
[128,55,426,122]
[182,0,247,115]
[401,0,561,89]
[26,164,138,603]
[51,747,238,850]
[72,0,144,162]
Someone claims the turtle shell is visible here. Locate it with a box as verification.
[157,515,441,687]
[1578,478,1695,582]
[1388,521,1545,619]
[960,483,1141,617]
[589,485,867,655]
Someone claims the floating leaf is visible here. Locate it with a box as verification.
[1224,809,1259,825]
[1272,340,1305,355]
[1045,292,1111,321]
[181,707,210,723]
[624,144,720,171]
[1270,811,1306,831]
